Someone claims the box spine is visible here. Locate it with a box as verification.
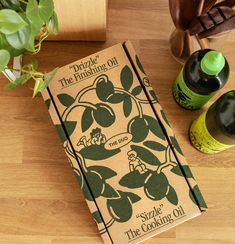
[123,40,207,211]
[42,88,113,244]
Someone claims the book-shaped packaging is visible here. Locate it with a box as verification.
[42,41,207,244]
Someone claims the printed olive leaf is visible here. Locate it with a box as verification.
[101,183,120,199]
[170,136,184,155]
[120,65,133,91]
[81,107,93,132]
[131,85,142,96]
[55,121,77,142]
[144,115,165,140]
[166,185,178,206]
[122,191,141,204]
[149,90,158,102]
[189,185,207,209]
[107,92,125,104]
[130,145,161,166]
[119,171,150,188]
[92,211,103,224]
[96,76,114,101]
[135,55,145,74]
[160,110,170,127]
[93,103,115,127]
[45,98,51,109]
[57,93,75,107]
[81,180,93,201]
[171,165,194,179]
[143,141,166,151]
[123,96,132,118]
[88,166,117,180]
[79,144,120,160]
[128,116,149,142]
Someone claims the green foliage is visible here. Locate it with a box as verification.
[79,144,120,161]
[81,107,93,132]
[0,49,10,71]
[143,141,166,151]
[170,136,184,155]
[166,185,178,205]
[130,145,161,166]
[57,93,75,107]
[55,121,77,142]
[0,0,58,96]
[119,171,150,188]
[120,65,133,91]
[123,96,132,117]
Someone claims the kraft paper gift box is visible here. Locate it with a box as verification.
[42,41,207,244]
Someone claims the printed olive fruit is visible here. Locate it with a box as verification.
[96,76,114,101]
[85,170,105,198]
[128,116,149,142]
[93,103,115,127]
[144,172,169,200]
[107,194,133,223]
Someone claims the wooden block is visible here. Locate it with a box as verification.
[47,0,107,41]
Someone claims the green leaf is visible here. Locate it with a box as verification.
[45,98,51,109]
[26,0,43,34]
[131,85,142,96]
[55,121,77,142]
[81,107,93,133]
[189,185,207,209]
[125,192,141,204]
[149,90,158,102]
[0,9,27,34]
[119,171,150,188]
[171,165,194,179]
[79,144,120,161]
[6,25,30,50]
[0,0,20,11]
[31,59,38,69]
[40,68,58,91]
[4,73,31,90]
[143,141,166,151]
[160,110,170,127]
[102,183,120,198]
[170,136,183,155]
[0,49,10,71]
[50,11,58,35]
[130,145,161,166]
[57,93,75,107]
[0,33,24,57]
[123,96,132,118]
[38,0,54,23]
[107,92,125,104]
[136,55,145,74]
[166,185,178,205]
[120,65,133,91]
[144,115,165,140]
[88,166,117,180]
[33,78,43,97]
[171,165,183,176]
[92,211,103,224]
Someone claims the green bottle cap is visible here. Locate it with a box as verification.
[200,51,225,76]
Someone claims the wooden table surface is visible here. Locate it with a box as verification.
[0,1,235,243]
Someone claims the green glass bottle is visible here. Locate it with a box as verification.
[173,49,229,110]
[190,91,235,154]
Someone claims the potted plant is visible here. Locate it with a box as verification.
[0,0,58,96]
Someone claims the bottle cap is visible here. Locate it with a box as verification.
[200,51,225,76]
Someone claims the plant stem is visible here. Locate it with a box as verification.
[19,0,28,4]
[157,145,177,173]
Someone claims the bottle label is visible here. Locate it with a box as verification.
[190,111,234,153]
[173,69,214,110]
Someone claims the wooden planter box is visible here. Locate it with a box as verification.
[48,0,107,41]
